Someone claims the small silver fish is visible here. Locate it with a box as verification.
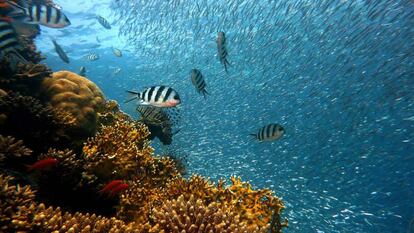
[113,67,121,75]
[51,39,69,63]
[217,31,230,73]
[190,69,208,99]
[112,47,122,57]
[85,53,99,61]
[251,124,285,142]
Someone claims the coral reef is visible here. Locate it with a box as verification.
[149,194,265,233]
[41,71,105,137]
[0,135,32,163]
[82,119,153,181]
[0,174,143,232]
[0,92,75,153]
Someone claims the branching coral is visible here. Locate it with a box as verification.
[97,100,132,129]
[82,119,153,181]
[0,174,144,232]
[0,135,32,163]
[149,194,266,233]
[41,71,105,137]
[164,175,287,232]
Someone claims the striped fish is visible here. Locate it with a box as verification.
[97,15,111,29]
[23,3,70,28]
[51,39,69,63]
[136,105,181,145]
[85,52,99,61]
[251,124,285,142]
[190,69,208,99]
[217,31,230,73]
[0,19,21,58]
[126,86,181,108]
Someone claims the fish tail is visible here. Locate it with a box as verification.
[249,133,257,141]
[126,90,139,95]
[223,58,230,73]
[202,90,209,100]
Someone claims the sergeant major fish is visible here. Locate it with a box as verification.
[217,31,230,73]
[251,124,285,142]
[85,52,99,61]
[190,68,208,99]
[51,39,69,63]
[96,15,110,29]
[126,86,181,108]
[2,0,70,28]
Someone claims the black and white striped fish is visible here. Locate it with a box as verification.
[136,105,181,145]
[85,52,99,61]
[250,124,285,142]
[217,31,230,73]
[0,19,21,58]
[51,39,69,63]
[23,3,70,28]
[190,69,208,99]
[96,15,111,29]
[126,86,181,108]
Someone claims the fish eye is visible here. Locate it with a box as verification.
[279,126,284,131]
[173,94,180,100]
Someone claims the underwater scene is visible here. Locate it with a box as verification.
[0,0,413,232]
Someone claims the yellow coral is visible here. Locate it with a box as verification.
[41,71,105,136]
[149,194,266,233]
[82,119,154,180]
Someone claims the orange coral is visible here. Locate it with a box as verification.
[82,119,153,182]
[41,71,105,136]
[149,194,265,233]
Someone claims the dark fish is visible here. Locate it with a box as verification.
[251,124,285,142]
[126,86,181,108]
[96,15,111,29]
[0,18,26,66]
[0,18,22,57]
[137,105,181,145]
[217,31,230,73]
[85,52,99,61]
[51,39,69,63]
[78,66,86,76]
[190,68,208,99]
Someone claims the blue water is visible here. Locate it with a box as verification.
[38,0,414,232]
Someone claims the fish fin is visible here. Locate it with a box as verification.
[249,133,257,141]
[124,96,138,104]
[224,59,230,73]
[126,90,139,95]
[172,129,181,135]
[202,90,209,100]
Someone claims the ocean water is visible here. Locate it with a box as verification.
[37,0,413,232]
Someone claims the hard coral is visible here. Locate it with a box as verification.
[0,174,143,232]
[165,175,287,232]
[41,71,105,137]
[149,194,264,233]
[0,135,32,163]
[82,120,153,181]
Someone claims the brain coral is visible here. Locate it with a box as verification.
[41,71,105,136]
